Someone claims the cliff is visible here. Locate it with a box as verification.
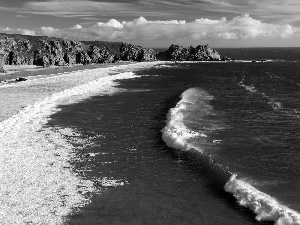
[0,33,157,72]
[0,33,223,73]
[157,44,221,61]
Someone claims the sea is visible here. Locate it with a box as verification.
[1,48,300,225]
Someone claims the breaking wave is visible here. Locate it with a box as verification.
[162,87,300,225]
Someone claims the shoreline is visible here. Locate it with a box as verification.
[0,62,136,81]
[0,61,166,224]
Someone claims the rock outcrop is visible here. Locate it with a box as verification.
[157,44,221,61]
[119,43,156,61]
[0,33,157,73]
[0,65,5,73]
[0,48,6,73]
[87,45,114,63]
[0,33,223,74]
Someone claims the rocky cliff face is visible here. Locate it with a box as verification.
[0,33,157,73]
[0,33,223,74]
[157,44,221,61]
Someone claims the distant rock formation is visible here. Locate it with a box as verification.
[0,33,157,73]
[157,44,221,61]
[0,33,223,74]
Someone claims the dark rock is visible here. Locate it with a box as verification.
[119,43,156,62]
[15,77,27,82]
[42,55,50,67]
[0,49,6,73]
[87,45,114,63]
[158,44,221,61]
[113,55,121,63]
[0,66,5,73]
[64,53,76,65]
[0,33,159,67]
[76,51,91,65]
[221,56,235,61]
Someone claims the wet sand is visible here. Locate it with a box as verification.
[0,62,135,82]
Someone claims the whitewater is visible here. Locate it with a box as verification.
[162,87,300,225]
[0,62,164,224]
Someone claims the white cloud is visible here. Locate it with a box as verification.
[20,29,36,36]
[72,24,82,29]
[96,19,124,29]
[195,18,224,25]
[40,26,59,32]
[3,27,11,32]
[2,15,300,47]
[1,27,36,36]
[22,0,165,18]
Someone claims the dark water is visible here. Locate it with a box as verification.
[216,47,300,61]
[47,49,300,224]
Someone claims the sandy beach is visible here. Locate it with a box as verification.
[0,62,136,82]
[0,61,165,224]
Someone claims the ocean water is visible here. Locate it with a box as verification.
[1,49,300,225]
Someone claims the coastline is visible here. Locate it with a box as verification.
[0,62,136,82]
[0,61,165,224]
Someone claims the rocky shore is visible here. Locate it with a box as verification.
[0,33,222,73]
[157,44,221,61]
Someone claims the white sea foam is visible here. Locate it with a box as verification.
[225,175,300,225]
[162,88,213,152]
[0,61,163,224]
[238,74,257,94]
[163,87,300,225]
[238,74,283,111]
[96,177,129,187]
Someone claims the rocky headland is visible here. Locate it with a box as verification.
[157,44,221,61]
[0,33,222,73]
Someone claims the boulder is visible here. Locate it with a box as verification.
[15,77,27,82]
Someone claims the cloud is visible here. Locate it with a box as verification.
[96,19,124,29]
[2,0,300,28]
[40,26,59,32]
[36,15,299,44]
[21,0,171,18]
[2,15,299,47]
[1,27,36,36]
[19,29,37,36]
[72,24,82,29]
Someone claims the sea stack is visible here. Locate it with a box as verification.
[157,44,221,61]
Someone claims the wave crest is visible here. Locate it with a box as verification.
[225,175,300,225]
[162,87,300,225]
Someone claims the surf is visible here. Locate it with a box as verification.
[162,87,300,225]
[0,62,163,224]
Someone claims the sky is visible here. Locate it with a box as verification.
[0,0,300,48]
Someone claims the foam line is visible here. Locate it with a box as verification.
[225,175,300,225]
[238,74,283,111]
[162,87,300,225]
[162,88,211,152]
[0,62,164,224]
